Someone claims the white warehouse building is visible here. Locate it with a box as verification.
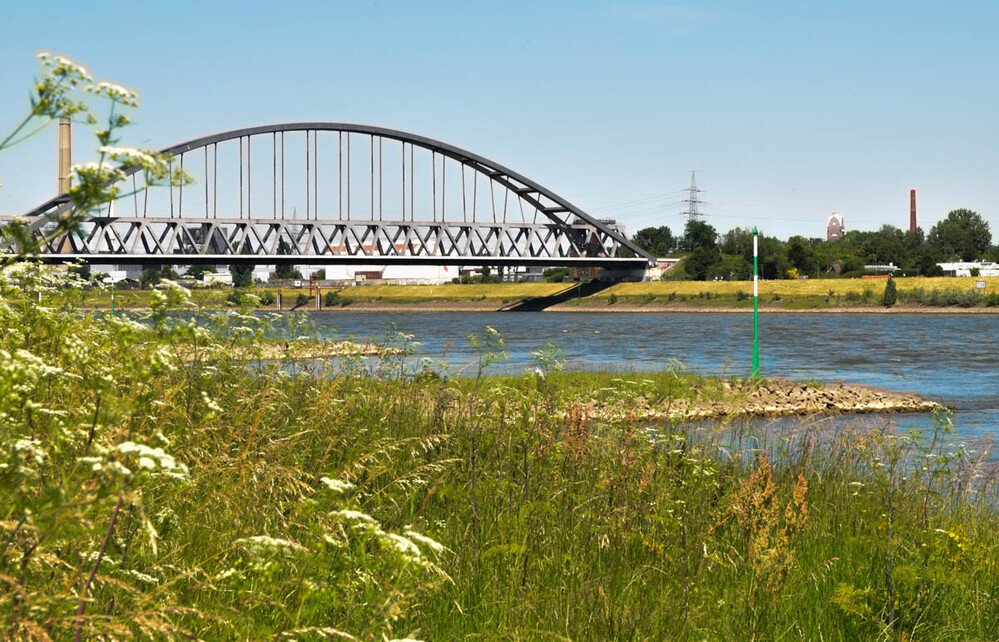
[937,261,999,277]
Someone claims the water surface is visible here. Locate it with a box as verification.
[305,311,999,453]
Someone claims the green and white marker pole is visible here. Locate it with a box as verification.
[752,226,760,378]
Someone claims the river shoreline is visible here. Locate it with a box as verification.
[85,300,999,314]
[296,302,999,314]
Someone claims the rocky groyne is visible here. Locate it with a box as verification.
[590,380,943,423]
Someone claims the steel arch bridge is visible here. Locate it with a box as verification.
[4,122,654,269]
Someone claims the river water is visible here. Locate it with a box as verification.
[304,311,998,456]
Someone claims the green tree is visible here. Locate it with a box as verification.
[272,239,303,280]
[927,209,991,261]
[229,263,253,288]
[229,242,254,288]
[882,277,897,307]
[184,265,213,280]
[681,220,718,252]
[632,225,676,256]
[720,227,753,256]
[274,264,303,280]
[684,246,722,281]
[141,268,161,288]
[861,225,906,266]
[786,236,814,272]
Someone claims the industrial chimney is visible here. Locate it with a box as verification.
[57,117,72,194]
[909,188,917,233]
[55,118,76,255]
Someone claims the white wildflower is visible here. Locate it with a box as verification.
[235,535,306,556]
[98,146,166,174]
[72,160,125,184]
[85,81,139,106]
[106,461,132,477]
[332,509,379,527]
[82,551,117,566]
[127,570,159,584]
[404,530,445,555]
[319,477,355,494]
[201,391,223,413]
[13,439,46,465]
[378,532,422,562]
[214,567,240,581]
[37,51,94,81]
[115,441,188,478]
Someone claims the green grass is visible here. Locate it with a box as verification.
[4,273,999,639]
[339,282,567,303]
[600,276,999,297]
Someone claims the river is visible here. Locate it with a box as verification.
[304,311,998,457]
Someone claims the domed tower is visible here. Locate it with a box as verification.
[826,212,844,242]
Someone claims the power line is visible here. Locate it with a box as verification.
[587,189,686,214]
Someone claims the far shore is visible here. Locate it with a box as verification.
[82,300,999,314]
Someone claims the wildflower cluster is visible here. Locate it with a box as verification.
[2,53,190,260]
[330,503,445,568]
[86,81,140,106]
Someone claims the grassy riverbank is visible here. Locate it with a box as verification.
[563,276,999,311]
[3,270,999,639]
[78,277,999,313]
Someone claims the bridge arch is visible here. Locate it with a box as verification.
[13,122,654,267]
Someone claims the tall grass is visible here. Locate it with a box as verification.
[2,263,999,640]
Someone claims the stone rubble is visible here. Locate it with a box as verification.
[590,380,943,422]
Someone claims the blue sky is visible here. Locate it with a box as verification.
[1,0,996,240]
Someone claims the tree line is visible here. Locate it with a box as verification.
[630,208,993,280]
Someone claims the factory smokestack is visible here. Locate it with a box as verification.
[909,188,917,234]
[57,117,72,194]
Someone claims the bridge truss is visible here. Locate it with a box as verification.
[4,123,654,268]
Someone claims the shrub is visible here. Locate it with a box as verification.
[608,293,619,305]
[227,289,274,307]
[324,291,341,307]
[226,289,245,306]
[882,277,897,307]
[736,290,748,301]
[959,288,981,308]
[295,293,310,308]
[543,267,570,282]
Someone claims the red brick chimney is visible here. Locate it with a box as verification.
[909,188,917,233]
